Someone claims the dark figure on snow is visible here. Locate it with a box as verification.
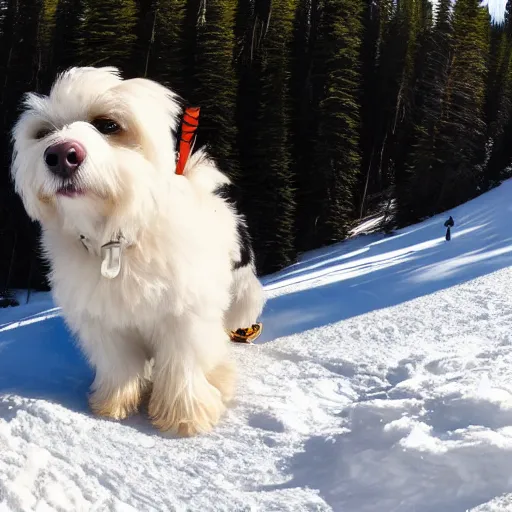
[444,216,454,241]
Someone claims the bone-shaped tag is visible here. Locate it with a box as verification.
[100,240,123,279]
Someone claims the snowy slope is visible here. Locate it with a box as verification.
[3,181,512,511]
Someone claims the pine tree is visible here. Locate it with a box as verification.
[396,0,453,223]
[484,0,512,186]
[290,0,321,251]
[390,0,433,200]
[52,0,84,71]
[0,1,5,38]
[357,0,381,218]
[358,0,433,222]
[136,0,187,90]
[0,0,47,292]
[249,0,297,272]
[77,0,137,69]
[398,0,490,222]
[434,0,490,212]
[0,0,44,147]
[35,0,59,92]
[304,0,363,247]
[130,0,156,77]
[183,0,239,180]
[145,0,187,92]
[235,0,297,273]
[366,0,405,198]
[356,0,412,219]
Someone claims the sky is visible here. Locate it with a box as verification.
[483,0,507,22]
[430,0,506,23]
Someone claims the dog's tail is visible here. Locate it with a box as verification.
[224,263,265,332]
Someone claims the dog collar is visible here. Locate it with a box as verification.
[80,232,131,279]
[175,106,200,175]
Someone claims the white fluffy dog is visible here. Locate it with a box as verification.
[10,66,265,436]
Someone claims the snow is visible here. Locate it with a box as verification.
[348,211,386,238]
[3,181,512,511]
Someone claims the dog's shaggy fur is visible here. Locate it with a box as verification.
[10,67,265,436]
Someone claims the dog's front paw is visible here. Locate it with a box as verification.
[148,384,225,436]
[89,380,145,420]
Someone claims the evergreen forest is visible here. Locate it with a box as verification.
[0,0,510,292]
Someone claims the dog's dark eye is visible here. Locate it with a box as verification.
[92,118,121,135]
[34,127,52,140]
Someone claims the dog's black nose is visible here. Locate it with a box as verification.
[44,140,86,178]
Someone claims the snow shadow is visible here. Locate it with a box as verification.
[259,180,512,342]
[0,306,92,413]
[260,396,512,512]
[0,309,161,434]
[0,307,203,437]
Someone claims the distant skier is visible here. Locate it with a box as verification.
[444,216,454,241]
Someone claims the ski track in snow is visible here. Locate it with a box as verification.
[3,181,512,511]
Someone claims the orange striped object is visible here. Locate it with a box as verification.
[175,106,200,176]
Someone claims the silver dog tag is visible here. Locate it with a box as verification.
[100,240,123,279]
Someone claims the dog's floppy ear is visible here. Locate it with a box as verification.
[113,77,185,172]
[118,77,184,132]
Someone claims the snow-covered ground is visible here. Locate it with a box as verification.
[3,181,512,511]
